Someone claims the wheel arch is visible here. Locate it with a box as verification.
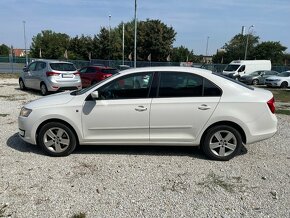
[200,121,246,145]
[36,118,80,145]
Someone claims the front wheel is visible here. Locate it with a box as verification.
[38,122,77,156]
[19,79,26,90]
[202,125,242,161]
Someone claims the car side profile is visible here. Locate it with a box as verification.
[265,71,290,88]
[239,70,278,85]
[18,67,277,161]
[79,66,119,88]
[19,60,82,95]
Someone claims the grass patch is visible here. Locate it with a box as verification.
[197,172,241,193]
[276,109,290,115]
[0,113,9,117]
[263,88,290,103]
[71,212,86,218]
[0,73,20,79]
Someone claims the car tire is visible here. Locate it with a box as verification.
[38,122,77,157]
[40,83,48,96]
[19,79,26,90]
[202,125,242,161]
[280,81,288,88]
[252,79,259,85]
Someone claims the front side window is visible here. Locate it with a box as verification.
[35,62,46,71]
[158,72,203,97]
[238,65,245,72]
[98,72,154,100]
[28,62,37,71]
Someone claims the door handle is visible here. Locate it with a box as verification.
[198,104,211,110]
[135,106,147,112]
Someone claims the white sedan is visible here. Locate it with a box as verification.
[265,71,290,88]
[18,67,277,161]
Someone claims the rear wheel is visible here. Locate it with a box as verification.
[38,122,77,156]
[40,83,48,96]
[202,125,242,161]
[280,81,288,88]
[19,79,26,90]
[252,79,259,85]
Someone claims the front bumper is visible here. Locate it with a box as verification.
[18,116,37,145]
[265,81,281,87]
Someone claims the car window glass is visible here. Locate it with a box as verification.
[158,72,203,97]
[50,63,76,71]
[35,62,46,71]
[87,67,96,73]
[79,68,87,73]
[98,72,154,100]
[28,62,37,71]
[238,65,245,72]
[203,78,222,96]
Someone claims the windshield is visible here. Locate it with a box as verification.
[277,71,290,77]
[224,64,240,72]
[50,63,76,71]
[71,72,120,95]
[101,69,118,74]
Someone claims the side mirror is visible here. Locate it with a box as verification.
[91,90,99,99]
[23,67,28,72]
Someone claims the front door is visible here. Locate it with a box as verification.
[81,72,154,143]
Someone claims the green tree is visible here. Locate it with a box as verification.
[30,30,70,59]
[171,46,197,62]
[251,41,287,65]
[0,44,10,56]
[212,34,259,64]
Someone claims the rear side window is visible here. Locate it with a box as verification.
[101,69,118,74]
[158,72,203,97]
[50,63,76,71]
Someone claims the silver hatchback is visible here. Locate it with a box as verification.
[19,60,82,95]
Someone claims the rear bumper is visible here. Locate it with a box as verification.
[46,80,82,92]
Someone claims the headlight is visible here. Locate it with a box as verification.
[19,107,32,117]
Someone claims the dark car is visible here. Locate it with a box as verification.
[79,66,118,87]
[239,70,279,85]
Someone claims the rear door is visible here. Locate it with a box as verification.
[150,72,221,143]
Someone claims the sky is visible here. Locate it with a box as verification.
[0,0,289,55]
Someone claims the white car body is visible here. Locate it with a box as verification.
[18,67,277,160]
[265,71,290,88]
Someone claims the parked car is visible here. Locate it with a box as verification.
[19,60,82,95]
[239,70,279,85]
[79,66,118,87]
[265,71,290,88]
[18,67,277,161]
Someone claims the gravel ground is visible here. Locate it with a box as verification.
[0,79,289,218]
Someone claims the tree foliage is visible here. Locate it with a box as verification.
[30,30,70,59]
[30,19,177,61]
[0,44,10,56]
[171,46,202,62]
[213,34,288,65]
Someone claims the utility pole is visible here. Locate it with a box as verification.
[23,21,28,66]
[134,0,137,68]
[244,25,254,60]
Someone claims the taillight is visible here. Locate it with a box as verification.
[267,97,275,114]
[46,72,60,77]
[101,74,112,80]
[74,72,80,76]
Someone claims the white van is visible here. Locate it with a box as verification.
[222,60,271,79]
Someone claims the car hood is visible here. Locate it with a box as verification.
[25,92,74,109]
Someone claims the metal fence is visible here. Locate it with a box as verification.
[0,56,289,73]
